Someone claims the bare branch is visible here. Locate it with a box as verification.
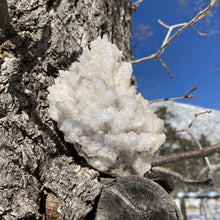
[0,0,10,30]
[158,1,217,52]
[188,110,212,129]
[149,86,198,103]
[151,166,213,186]
[158,20,187,50]
[131,0,219,77]
[190,25,207,36]
[176,110,213,168]
[184,86,198,98]
[152,144,220,167]
[156,57,173,78]
[157,19,170,29]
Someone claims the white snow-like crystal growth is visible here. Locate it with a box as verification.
[47,36,165,176]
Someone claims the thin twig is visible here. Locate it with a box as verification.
[151,166,213,186]
[131,0,219,77]
[176,110,212,169]
[156,57,173,78]
[183,110,212,129]
[151,144,220,167]
[190,25,207,36]
[149,86,198,103]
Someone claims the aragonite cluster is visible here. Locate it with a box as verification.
[47,36,165,176]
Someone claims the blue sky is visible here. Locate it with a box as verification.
[131,0,220,110]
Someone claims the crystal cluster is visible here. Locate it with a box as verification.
[47,36,165,176]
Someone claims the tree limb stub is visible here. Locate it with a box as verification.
[95,176,182,220]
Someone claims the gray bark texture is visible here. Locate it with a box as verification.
[0,0,182,219]
[0,0,10,30]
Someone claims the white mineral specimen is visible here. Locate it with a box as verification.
[47,36,165,176]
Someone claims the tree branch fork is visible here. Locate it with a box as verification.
[131,0,219,78]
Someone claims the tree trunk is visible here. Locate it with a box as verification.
[0,0,181,219]
[0,0,10,30]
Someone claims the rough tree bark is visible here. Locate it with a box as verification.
[0,1,181,219]
[0,0,10,30]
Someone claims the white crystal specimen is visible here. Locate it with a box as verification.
[47,36,165,176]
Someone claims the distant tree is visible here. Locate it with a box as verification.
[152,106,219,195]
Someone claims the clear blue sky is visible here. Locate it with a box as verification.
[131,0,220,110]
